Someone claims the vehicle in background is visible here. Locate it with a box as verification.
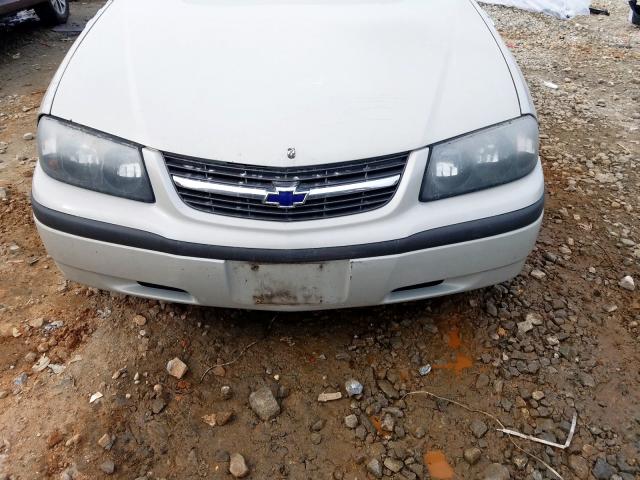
[0,0,68,25]
[630,0,640,25]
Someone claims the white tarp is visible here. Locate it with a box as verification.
[481,0,591,18]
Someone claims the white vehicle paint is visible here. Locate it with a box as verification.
[44,0,524,165]
[32,0,544,310]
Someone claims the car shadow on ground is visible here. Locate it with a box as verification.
[193,292,473,348]
[180,291,483,394]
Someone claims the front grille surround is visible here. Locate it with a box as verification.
[164,151,409,222]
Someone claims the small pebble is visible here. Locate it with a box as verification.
[100,460,115,475]
[229,453,249,478]
[344,414,358,429]
[166,357,188,379]
[619,275,635,291]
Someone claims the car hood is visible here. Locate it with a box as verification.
[49,0,521,167]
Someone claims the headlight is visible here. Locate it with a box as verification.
[37,116,154,202]
[420,116,538,201]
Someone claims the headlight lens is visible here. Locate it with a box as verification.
[37,116,154,202]
[420,116,538,201]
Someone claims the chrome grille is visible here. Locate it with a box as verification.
[164,152,409,221]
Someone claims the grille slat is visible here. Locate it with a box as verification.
[168,164,405,188]
[165,152,408,221]
[165,154,407,175]
[177,189,395,214]
[181,198,391,218]
[165,158,408,188]
[177,185,396,205]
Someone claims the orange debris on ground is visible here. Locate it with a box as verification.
[424,451,455,479]
[432,354,473,375]
[370,415,392,439]
[370,415,382,434]
[447,326,462,349]
[432,326,474,374]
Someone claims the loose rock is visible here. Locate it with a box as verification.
[476,373,490,389]
[592,458,614,480]
[89,392,103,404]
[47,430,63,449]
[381,413,395,432]
[580,372,596,388]
[203,411,233,427]
[618,275,635,291]
[229,453,249,478]
[65,434,81,447]
[28,317,44,329]
[344,414,358,429]
[249,387,280,421]
[221,385,233,399]
[100,460,115,475]
[377,380,399,399]
[531,390,545,401]
[97,433,113,450]
[166,357,188,379]
[530,269,546,280]
[366,458,383,478]
[517,318,534,335]
[151,398,166,414]
[470,419,488,438]
[569,455,590,479]
[464,447,482,465]
[481,463,511,480]
[383,457,404,473]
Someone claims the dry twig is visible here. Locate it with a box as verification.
[617,142,630,153]
[404,389,573,480]
[498,414,576,449]
[200,341,259,383]
[593,241,616,270]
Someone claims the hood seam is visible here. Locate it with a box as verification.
[49,0,115,115]
[467,0,523,115]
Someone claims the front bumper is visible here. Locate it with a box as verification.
[31,148,544,310]
[32,197,543,311]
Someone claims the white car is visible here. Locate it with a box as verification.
[32,0,544,311]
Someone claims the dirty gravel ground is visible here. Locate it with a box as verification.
[1,1,639,479]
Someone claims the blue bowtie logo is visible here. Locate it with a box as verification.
[264,185,308,208]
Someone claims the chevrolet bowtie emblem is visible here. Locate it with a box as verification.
[263,184,308,208]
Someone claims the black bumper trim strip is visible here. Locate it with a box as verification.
[32,195,544,264]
